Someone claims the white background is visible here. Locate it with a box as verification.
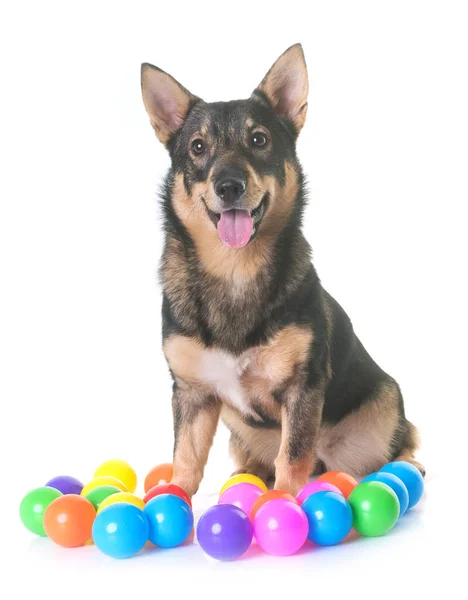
[1,1,467,597]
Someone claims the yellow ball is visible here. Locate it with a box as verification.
[97,492,145,514]
[219,473,268,496]
[94,460,137,493]
[81,476,128,496]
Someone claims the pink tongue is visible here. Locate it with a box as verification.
[217,209,253,248]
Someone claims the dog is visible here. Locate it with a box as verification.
[140,43,424,497]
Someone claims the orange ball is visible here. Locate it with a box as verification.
[44,495,96,547]
[317,471,358,499]
[144,463,173,493]
[250,490,298,520]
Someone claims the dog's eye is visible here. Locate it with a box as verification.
[252,132,267,147]
[191,139,206,155]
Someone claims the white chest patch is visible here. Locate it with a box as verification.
[198,349,255,415]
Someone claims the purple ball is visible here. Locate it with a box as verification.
[45,475,84,495]
[196,504,253,561]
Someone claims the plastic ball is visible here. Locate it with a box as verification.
[97,492,145,513]
[20,487,63,536]
[302,491,353,545]
[92,503,149,559]
[219,473,268,496]
[43,494,96,547]
[250,490,298,520]
[348,481,399,536]
[94,460,137,494]
[379,461,424,509]
[317,471,358,499]
[144,463,173,493]
[253,499,308,556]
[81,476,127,496]
[45,476,84,495]
[144,494,193,548]
[296,480,343,505]
[143,483,191,507]
[362,472,409,516]
[85,485,122,511]
[219,483,263,516]
[196,504,253,561]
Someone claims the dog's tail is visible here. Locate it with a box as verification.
[395,419,425,477]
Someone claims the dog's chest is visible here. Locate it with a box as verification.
[164,326,312,419]
[197,349,268,416]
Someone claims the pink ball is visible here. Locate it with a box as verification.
[218,483,263,516]
[253,499,308,556]
[296,481,343,505]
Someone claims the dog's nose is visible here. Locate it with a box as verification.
[215,178,246,204]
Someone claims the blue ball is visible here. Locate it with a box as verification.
[144,493,193,548]
[379,461,424,509]
[302,491,353,546]
[92,503,149,559]
[362,472,409,516]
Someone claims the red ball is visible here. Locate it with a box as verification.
[143,483,191,507]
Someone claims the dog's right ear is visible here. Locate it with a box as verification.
[141,63,199,146]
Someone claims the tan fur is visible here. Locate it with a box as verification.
[221,380,410,484]
[141,66,196,146]
[171,403,221,496]
[170,163,298,281]
[163,333,204,384]
[223,406,281,467]
[316,380,402,477]
[257,44,309,133]
[164,325,312,401]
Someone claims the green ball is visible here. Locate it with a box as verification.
[85,485,121,510]
[20,486,63,536]
[349,481,400,537]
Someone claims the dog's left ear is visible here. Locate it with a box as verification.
[253,43,309,135]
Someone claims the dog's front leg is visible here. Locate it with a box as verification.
[274,384,325,496]
[169,381,221,498]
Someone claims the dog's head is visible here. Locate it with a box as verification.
[141,44,308,251]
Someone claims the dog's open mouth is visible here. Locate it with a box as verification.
[205,195,268,249]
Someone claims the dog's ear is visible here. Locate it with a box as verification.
[141,63,199,146]
[253,43,309,135]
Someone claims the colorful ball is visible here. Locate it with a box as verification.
[218,482,263,517]
[85,485,122,511]
[45,476,84,496]
[92,503,149,559]
[20,487,63,536]
[196,504,253,561]
[362,472,409,516]
[250,490,298,520]
[296,480,343,505]
[81,476,127,496]
[43,494,96,547]
[144,463,173,493]
[219,474,268,495]
[302,491,353,545]
[253,499,308,556]
[317,471,358,499]
[349,481,399,536]
[94,460,137,494]
[379,461,424,509]
[144,494,193,548]
[97,492,145,514]
[143,483,191,507]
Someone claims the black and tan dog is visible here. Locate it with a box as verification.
[141,44,424,497]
